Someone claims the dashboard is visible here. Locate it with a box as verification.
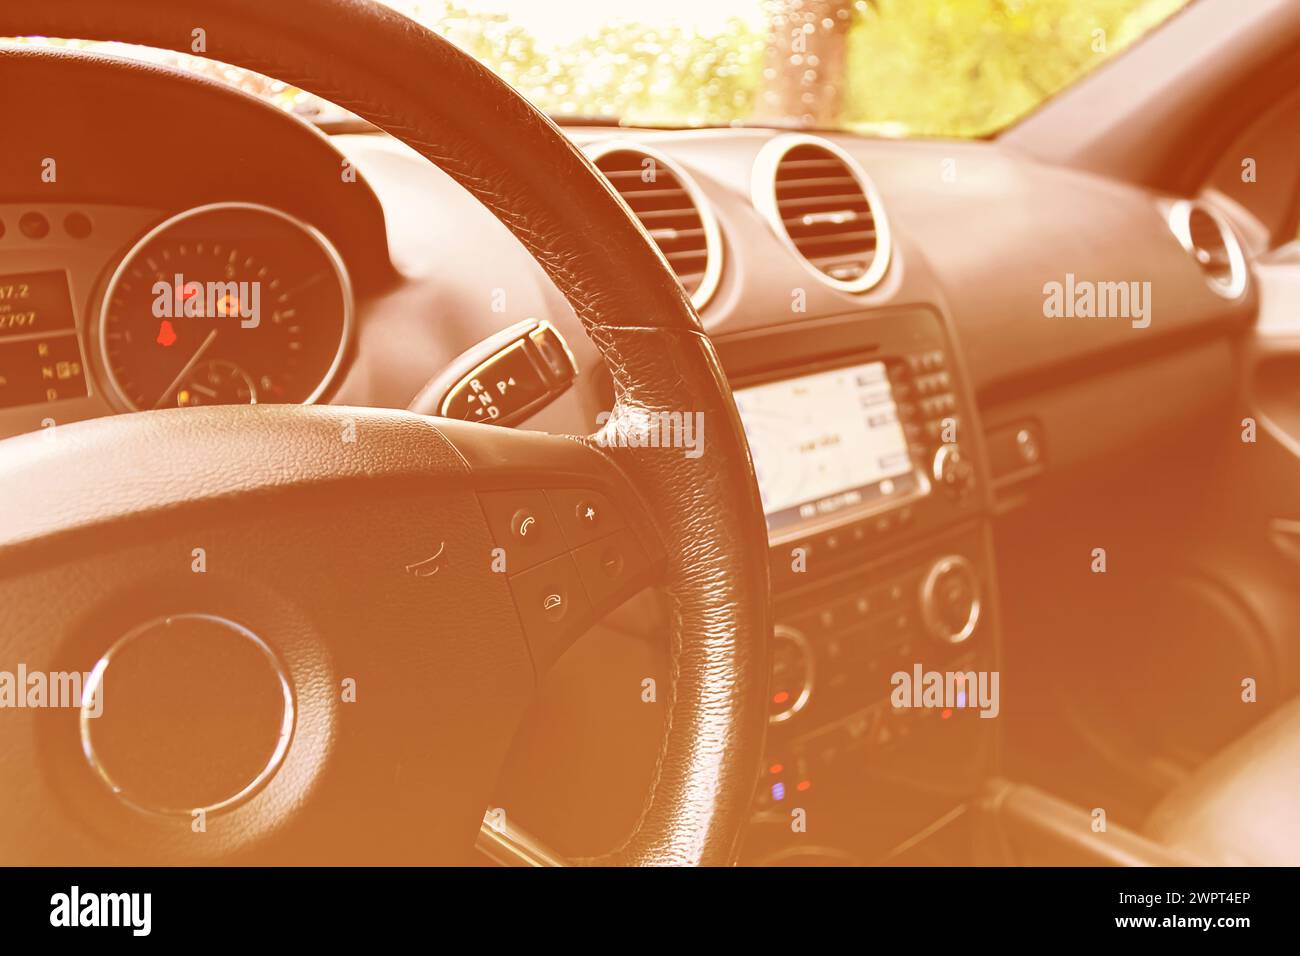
[0,45,1254,445]
[0,43,1263,862]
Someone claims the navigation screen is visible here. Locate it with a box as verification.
[734,360,919,538]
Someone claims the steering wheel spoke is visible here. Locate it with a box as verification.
[437,419,666,675]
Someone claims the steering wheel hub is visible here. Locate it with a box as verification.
[81,614,294,816]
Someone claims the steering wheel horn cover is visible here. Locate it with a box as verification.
[0,0,771,866]
[79,613,296,817]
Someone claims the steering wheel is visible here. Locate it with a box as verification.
[0,0,771,865]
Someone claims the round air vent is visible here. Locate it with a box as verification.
[752,134,891,293]
[588,142,723,312]
[1169,199,1248,299]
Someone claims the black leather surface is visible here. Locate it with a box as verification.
[0,454,536,865]
[2,0,771,865]
[1145,699,1300,866]
[578,326,771,865]
[0,405,470,555]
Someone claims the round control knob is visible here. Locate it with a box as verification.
[932,443,975,499]
[920,555,981,645]
[769,625,814,724]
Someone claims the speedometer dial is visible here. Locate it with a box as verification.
[98,202,352,411]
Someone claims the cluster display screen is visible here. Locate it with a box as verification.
[0,270,77,338]
[0,270,89,409]
[734,360,920,538]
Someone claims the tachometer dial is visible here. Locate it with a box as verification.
[98,202,351,411]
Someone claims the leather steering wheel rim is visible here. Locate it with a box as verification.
[1,0,771,865]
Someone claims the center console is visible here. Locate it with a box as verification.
[716,306,1000,865]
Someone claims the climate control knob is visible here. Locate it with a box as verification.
[920,555,981,644]
[769,625,814,724]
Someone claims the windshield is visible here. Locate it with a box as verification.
[8,0,1194,137]
[393,0,1194,136]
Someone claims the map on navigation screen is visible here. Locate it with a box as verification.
[734,360,916,537]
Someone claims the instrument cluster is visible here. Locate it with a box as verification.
[0,202,352,430]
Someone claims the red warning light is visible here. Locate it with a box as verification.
[768,763,784,775]
[772,690,790,705]
[796,780,812,792]
[941,708,953,720]
[156,320,177,347]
